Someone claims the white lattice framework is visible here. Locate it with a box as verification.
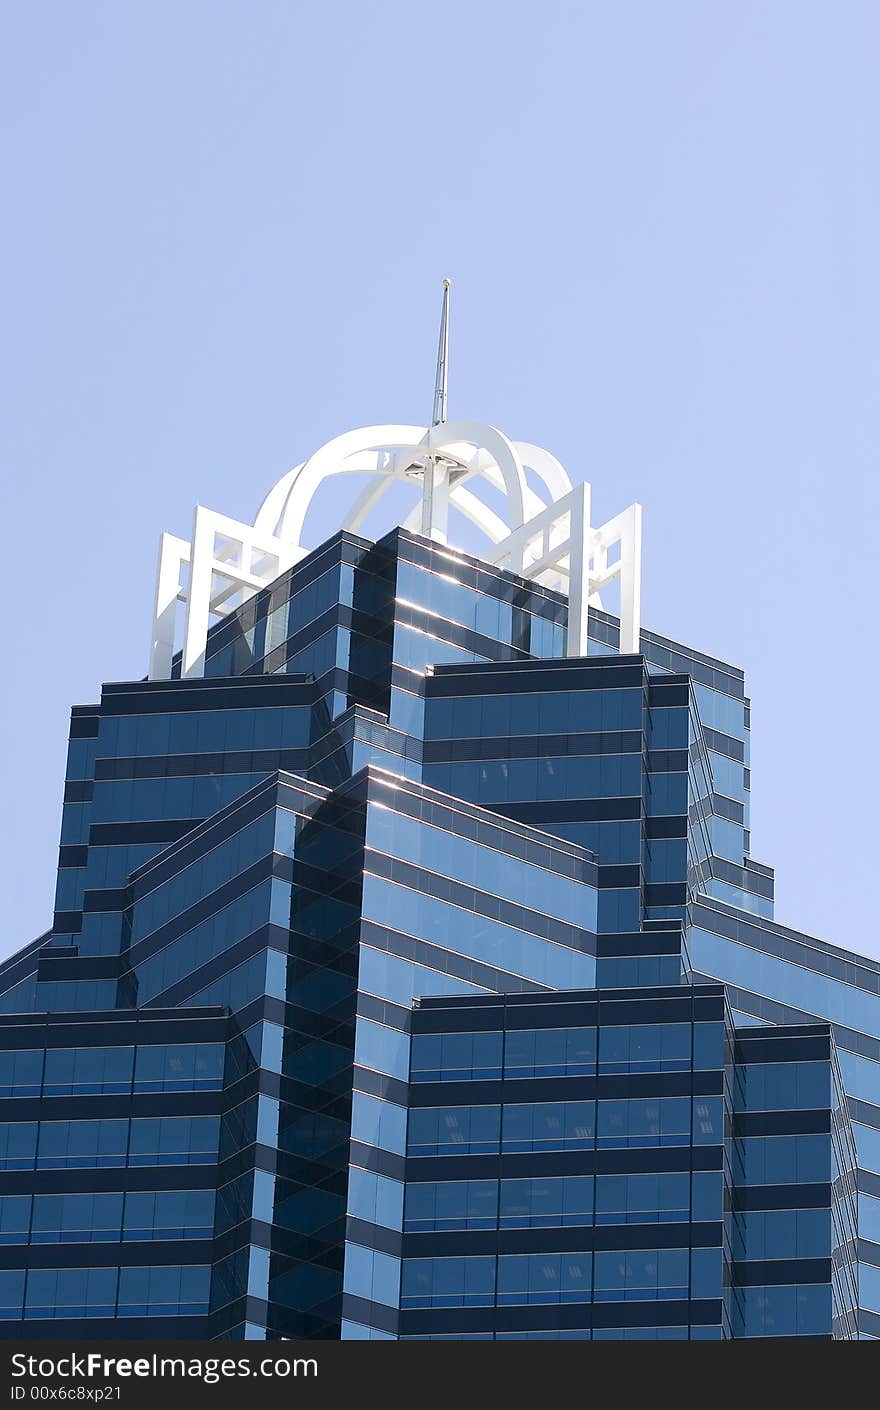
[148,421,642,680]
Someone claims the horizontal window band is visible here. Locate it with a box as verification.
[93,749,310,782]
[398,1296,724,1336]
[732,1110,831,1137]
[0,1239,213,1272]
[346,1215,402,1260]
[99,678,318,715]
[428,661,647,696]
[63,781,93,804]
[422,731,643,762]
[58,846,89,869]
[36,956,127,983]
[731,1182,832,1212]
[69,714,100,739]
[363,851,597,952]
[407,1072,723,1107]
[359,924,548,999]
[348,1140,406,1184]
[731,1257,832,1287]
[405,1148,724,1182]
[701,727,745,762]
[496,798,643,823]
[403,1222,724,1260]
[410,989,724,1033]
[397,533,568,620]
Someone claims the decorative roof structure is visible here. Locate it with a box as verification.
[148,284,643,679]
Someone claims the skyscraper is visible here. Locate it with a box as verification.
[0,304,873,1339]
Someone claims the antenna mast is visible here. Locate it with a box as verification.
[431,278,450,426]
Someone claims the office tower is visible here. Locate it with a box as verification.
[0,311,872,1338]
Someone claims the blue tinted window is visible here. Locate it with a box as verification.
[342,1244,400,1309]
[854,1123,880,1175]
[645,838,687,883]
[502,1101,595,1152]
[858,1193,880,1245]
[691,1246,723,1300]
[732,1208,830,1260]
[736,1283,831,1337]
[129,813,277,944]
[504,1027,596,1078]
[128,1116,219,1166]
[347,1168,404,1231]
[497,1252,592,1305]
[0,1049,42,1097]
[37,1120,128,1169]
[0,1196,30,1244]
[596,1097,690,1148]
[31,1193,123,1243]
[354,1018,409,1081]
[362,876,597,990]
[596,888,641,932]
[692,1170,724,1221]
[357,947,482,1007]
[595,1173,690,1224]
[593,1247,688,1301]
[433,753,642,806]
[117,1264,211,1316]
[647,773,688,816]
[649,708,689,749]
[499,1176,593,1229]
[0,1270,25,1319]
[598,1023,690,1073]
[733,1062,830,1112]
[25,1267,118,1320]
[365,808,596,927]
[860,1263,880,1314]
[733,1134,831,1184]
[692,1096,724,1145]
[135,879,284,1003]
[43,1047,134,1096]
[36,980,118,1012]
[0,1123,37,1170]
[401,1256,495,1309]
[91,773,268,825]
[410,1031,502,1082]
[350,1093,407,1156]
[133,1044,225,1093]
[405,1180,497,1233]
[123,1190,215,1241]
[592,1326,689,1340]
[689,926,880,1044]
[693,1022,725,1070]
[709,751,744,799]
[693,685,745,739]
[407,1106,500,1157]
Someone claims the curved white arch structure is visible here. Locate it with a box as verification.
[149,420,642,680]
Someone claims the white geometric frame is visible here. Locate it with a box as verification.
[148,421,642,679]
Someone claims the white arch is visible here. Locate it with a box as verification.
[253,420,535,552]
[253,425,427,542]
[148,417,642,681]
[513,442,573,503]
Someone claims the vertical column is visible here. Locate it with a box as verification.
[182,506,216,679]
[617,503,643,655]
[418,457,450,544]
[149,533,189,680]
[565,482,592,658]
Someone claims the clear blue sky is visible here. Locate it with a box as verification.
[1,1,877,957]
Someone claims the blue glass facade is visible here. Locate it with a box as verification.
[0,522,872,1338]
[393,991,856,1340]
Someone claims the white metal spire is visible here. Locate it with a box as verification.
[431,278,450,427]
